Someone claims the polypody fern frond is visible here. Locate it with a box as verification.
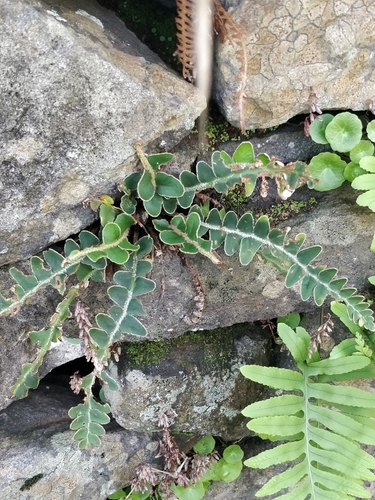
[120,143,310,218]
[88,236,155,364]
[241,323,375,499]
[68,372,111,449]
[154,206,375,331]
[11,286,79,397]
[0,249,78,317]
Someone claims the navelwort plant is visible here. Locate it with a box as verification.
[307,110,375,282]
[1,139,375,451]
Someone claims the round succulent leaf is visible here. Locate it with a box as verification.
[307,152,346,191]
[359,156,375,173]
[325,112,362,152]
[223,444,244,464]
[350,140,375,163]
[143,194,163,217]
[213,459,243,483]
[155,172,184,197]
[356,189,375,211]
[344,162,366,182]
[352,173,375,191]
[194,435,216,455]
[138,169,156,201]
[309,114,334,144]
[367,120,375,142]
[170,481,206,500]
[277,313,300,329]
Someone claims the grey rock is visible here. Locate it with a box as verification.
[0,0,205,265]
[103,323,271,440]
[213,0,375,129]
[0,372,200,500]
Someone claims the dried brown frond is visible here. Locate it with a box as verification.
[69,371,83,394]
[74,299,104,372]
[175,0,196,82]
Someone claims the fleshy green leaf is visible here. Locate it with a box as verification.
[325,112,363,152]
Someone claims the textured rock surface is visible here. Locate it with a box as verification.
[0,373,202,499]
[214,0,375,129]
[0,0,205,265]
[104,323,271,440]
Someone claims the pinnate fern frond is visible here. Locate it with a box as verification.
[154,206,375,331]
[88,236,155,363]
[10,286,79,398]
[0,249,78,317]
[68,372,111,449]
[120,143,310,218]
[241,323,375,499]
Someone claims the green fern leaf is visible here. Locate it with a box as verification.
[241,323,375,499]
[68,373,111,449]
[154,207,375,331]
[88,236,155,363]
[10,287,78,397]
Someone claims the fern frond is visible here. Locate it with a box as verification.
[153,206,375,331]
[88,236,155,363]
[10,286,79,397]
[68,372,111,449]
[175,0,196,82]
[241,323,375,499]
[121,142,309,218]
[0,249,78,317]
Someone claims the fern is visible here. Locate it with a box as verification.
[3,139,375,454]
[0,249,77,317]
[89,236,155,364]
[121,142,309,218]
[68,372,111,449]
[153,206,375,332]
[10,287,79,397]
[241,323,375,499]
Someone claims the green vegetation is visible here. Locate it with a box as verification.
[108,434,243,500]
[241,321,375,499]
[125,327,234,371]
[119,0,180,70]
